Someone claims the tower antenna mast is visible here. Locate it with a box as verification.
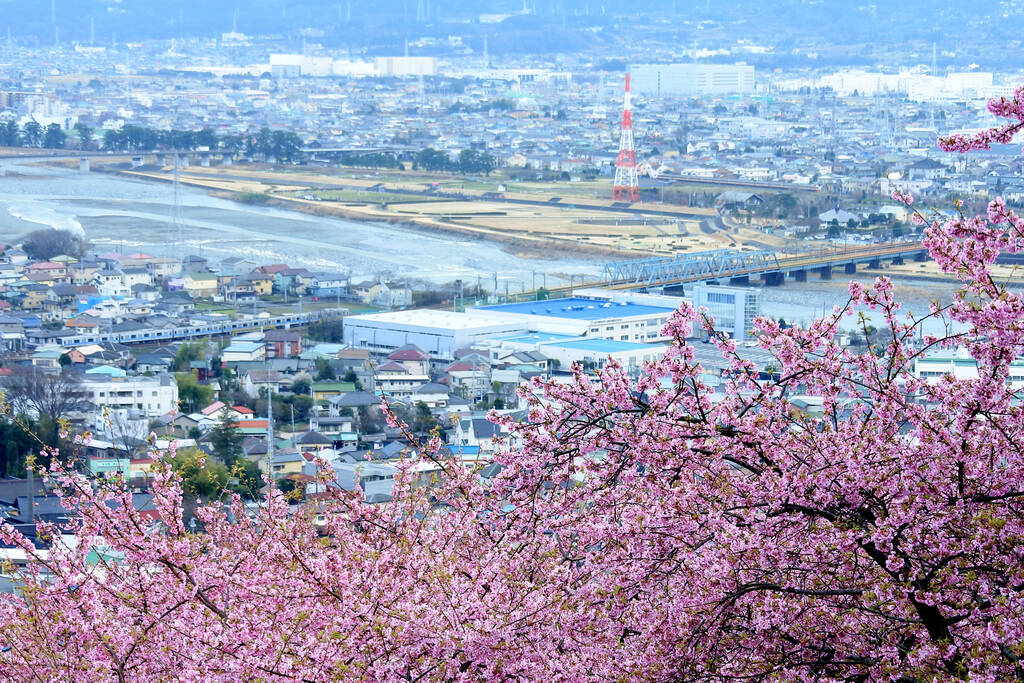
[612,73,640,202]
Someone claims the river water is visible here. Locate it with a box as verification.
[0,161,601,288]
[0,160,969,335]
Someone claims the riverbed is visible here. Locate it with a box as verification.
[0,160,971,336]
[0,161,603,287]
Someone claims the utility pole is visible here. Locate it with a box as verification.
[26,464,35,524]
[265,379,274,490]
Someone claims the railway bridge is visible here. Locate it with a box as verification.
[530,242,929,298]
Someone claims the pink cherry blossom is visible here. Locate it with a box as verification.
[1,86,1024,682]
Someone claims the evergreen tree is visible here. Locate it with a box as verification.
[208,412,244,467]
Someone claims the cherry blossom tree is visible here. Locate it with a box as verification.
[2,87,1024,681]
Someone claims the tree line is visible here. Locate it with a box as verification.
[0,120,68,149]
[412,147,496,174]
[101,125,304,162]
[0,119,305,162]
[1,118,498,174]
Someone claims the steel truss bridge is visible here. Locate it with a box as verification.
[602,250,782,288]
[523,242,929,299]
[595,242,928,290]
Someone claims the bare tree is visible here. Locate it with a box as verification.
[21,229,87,260]
[1,366,86,424]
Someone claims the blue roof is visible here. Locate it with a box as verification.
[85,365,128,377]
[542,339,665,353]
[497,332,579,343]
[475,297,675,321]
[224,341,263,351]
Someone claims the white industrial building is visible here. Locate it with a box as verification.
[466,291,680,343]
[342,310,524,361]
[818,69,999,101]
[269,54,376,78]
[630,64,755,96]
[342,288,761,361]
[374,56,437,77]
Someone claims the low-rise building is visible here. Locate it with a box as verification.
[467,293,678,343]
[343,310,525,361]
[265,329,302,358]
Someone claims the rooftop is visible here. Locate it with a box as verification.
[348,309,523,331]
[497,332,579,343]
[473,297,675,321]
[542,339,666,353]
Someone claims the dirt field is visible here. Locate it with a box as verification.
[99,162,757,259]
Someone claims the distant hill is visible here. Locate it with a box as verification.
[0,0,1014,66]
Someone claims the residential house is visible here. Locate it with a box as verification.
[30,344,65,368]
[311,381,357,403]
[445,360,491,402]
[18,285,49,311]
[94,267,130,296]
[121,267,153,290]
[327,459,397,502]
[386,345,431,375]
[219,257,259,276]
[244,369,287,398]
[26,261,68,282]
[308,273,348,299]
[453,416,509,456]
[354,281,413,307]
[181,255,210,273]
[295,430,333,454]
[269,449,305,479]
[375,362,430,399]
[275,268,314,295]
[145,257,181,280]
[409,382,451,409]
[326,390,380,416]
[154,412,201,439]
[222,337,266,363]
[0,314,25,352]
[265,329,302,358]
[308,414,357,448]
[225,271,274,300]
[182,273,218,298]
[906,157,947,182]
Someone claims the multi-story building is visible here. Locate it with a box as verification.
[689,283,762,341]
[630,63,755,96]
[81,373,179,419]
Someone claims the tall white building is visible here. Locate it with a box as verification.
[374,57,437,77]
[690,283,761,341]
[630,64,755,96]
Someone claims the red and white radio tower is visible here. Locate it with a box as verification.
[612,73,640,202]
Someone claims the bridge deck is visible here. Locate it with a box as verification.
[529,242,927,298]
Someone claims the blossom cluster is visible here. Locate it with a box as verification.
[0,87,1023,681]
